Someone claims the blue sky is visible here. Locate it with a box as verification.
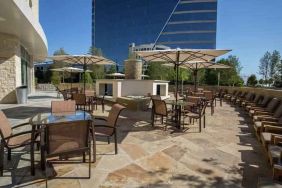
[40,0,282,78]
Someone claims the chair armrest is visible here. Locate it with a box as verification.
[12,122,31,129]
[94,117,107,121]
[264,125,282,134]
[258,116,278,122]
[4,130,33,140]
[274,136,282,145]
[254,111,271,115]
[94,124,115,129]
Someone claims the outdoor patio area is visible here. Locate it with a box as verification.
[0,91,274,188]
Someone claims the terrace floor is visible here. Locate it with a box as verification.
[0,91,276,187]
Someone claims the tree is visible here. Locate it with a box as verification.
[107,65,117,74]
[270,50,281,79]
[88,46,105,80]
[80,72,93,84]
[258,51,271,81]
[216,55,243,86]
[53,47,68,56]
[258,79,264,85]
[247,74,258,87]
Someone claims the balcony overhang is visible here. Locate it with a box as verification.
[0,0,48,61]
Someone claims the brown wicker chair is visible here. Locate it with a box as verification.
[51,100,76,114]
[183,101,208,132]
[203,91,215,115]
[247,95,272,112]
[93,104,126,154]
[245,94,263,111]
[0,111,36,176]
[41,120,94,184]
[239,92,254,107]
[72,93,91,111]
[152,99,174,130]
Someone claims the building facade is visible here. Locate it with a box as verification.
[0,0,47,103]
[94,0,217,63]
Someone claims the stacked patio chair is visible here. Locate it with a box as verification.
[233,91,248,105]
[93,103,126,154]
[0,111,38,176]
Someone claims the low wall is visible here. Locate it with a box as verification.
[36,83,95,91]
[168,84,282,100]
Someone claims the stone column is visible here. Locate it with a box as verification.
[124,59,142,80]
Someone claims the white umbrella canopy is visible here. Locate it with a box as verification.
[106,72,125,77]
[136,49,231,64]
[48,55,115,66]
[48,55,115,93]
[136,49,231,100]
[50,67,92,73]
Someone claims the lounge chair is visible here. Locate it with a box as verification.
[249,98,280,118]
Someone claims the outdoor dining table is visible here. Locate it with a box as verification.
[29,110,94,170]
[165,100,197,129]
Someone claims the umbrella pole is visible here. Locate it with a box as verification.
[71,70,72,89]
[84,57,86,94]
[194,70,197,92]
[176,51,180,102]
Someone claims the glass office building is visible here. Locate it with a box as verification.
[94,0,217,63]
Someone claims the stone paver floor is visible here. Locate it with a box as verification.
[0,91,274,187]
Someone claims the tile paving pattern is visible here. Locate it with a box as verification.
[0,91,274,187]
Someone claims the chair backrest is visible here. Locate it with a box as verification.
[186,96,201,105]
[241,92,248,98]
[0,111,12,139]
[260,96,272,107]
[45,120,91,157]
[107,103,126,128]
[72,93,86,105]
[151,95,161,100]
[265,98,280,113]
[51,100,76,114]
[152,99,167,116]
[60,90,69,100]
[203,91,213,101]
[200,101,208,116]
[253,94,262,104]
[245,93,254,101]
[274,104,282,118]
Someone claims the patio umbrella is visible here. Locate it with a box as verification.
[106,72,125,79]
[50,67,92,88]
[163,62,231,91]
[136,49,231,101]
[48,55,115,93]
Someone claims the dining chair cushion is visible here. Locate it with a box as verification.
[7,133,32,147]
[0,111,12,138]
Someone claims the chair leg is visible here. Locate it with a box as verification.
[199,118,202,132]
[102,103,105,113]
[107,137,110,144]
[7,148,11,161]
[41,145,45,171]
[204,114,206,128]
[83,153,86,163]
[0,142,4,176]
[114,132,118,154]
[88,147,91,178]
[30,143,35,176]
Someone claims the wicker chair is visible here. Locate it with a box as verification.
[247,95,272,112]
[152,99,173,130]
[51,100,76,114]
[72,93,91,111]
[41,120,94,185]
[182,101,208,132]
[0,111,37,176]
[244,94,263,110]
[203,91,215,115]
[93,104,126,154]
